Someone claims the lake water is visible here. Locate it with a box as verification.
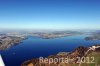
[0,35,100,66]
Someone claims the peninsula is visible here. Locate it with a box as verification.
[0,33,26,50]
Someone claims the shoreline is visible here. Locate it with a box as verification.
[0,36,27,50]
[21,45,100,66]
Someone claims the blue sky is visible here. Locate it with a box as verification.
[0,0,100,30]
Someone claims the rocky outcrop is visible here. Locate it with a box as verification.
[21,46,94,66]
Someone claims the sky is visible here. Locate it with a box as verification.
[0,0,100,30]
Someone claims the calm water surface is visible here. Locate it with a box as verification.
[0,35,100,66]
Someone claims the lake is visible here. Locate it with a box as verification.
[0,35,100,66]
